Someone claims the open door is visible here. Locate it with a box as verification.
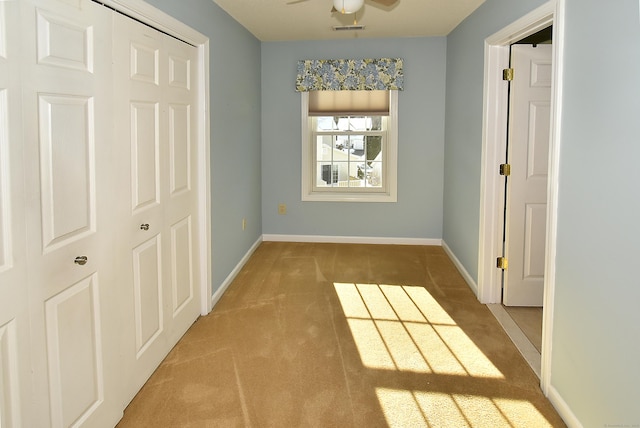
[502,44,552,307]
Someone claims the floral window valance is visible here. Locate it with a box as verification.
[295,58,404,92]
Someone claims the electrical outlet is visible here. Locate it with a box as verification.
[242,218,246,230]
[278,204,287,215]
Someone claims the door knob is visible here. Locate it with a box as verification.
[140,224,150,230]
[74,256,88,265]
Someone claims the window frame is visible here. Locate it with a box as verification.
[301,90,398,202]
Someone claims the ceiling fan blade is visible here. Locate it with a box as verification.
[369,0,398,6]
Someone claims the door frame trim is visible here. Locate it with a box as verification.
[477,0,563,395]
[102,0,212,315]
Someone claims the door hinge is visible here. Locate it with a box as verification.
[499,163,511,176]
[496,257,508,270]
[503,68,514,81]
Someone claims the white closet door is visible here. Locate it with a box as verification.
[113,12,201,405]
[20,0,122,426]
[0,1,32,426]
[163,27,201,345]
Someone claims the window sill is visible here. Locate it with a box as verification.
[302,191,397,203]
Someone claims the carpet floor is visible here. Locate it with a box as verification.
[117,242,565,427]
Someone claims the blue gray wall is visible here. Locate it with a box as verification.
[143,0,263,293]
[261,38,446,239]
[444,0,640,424]
[551,0,640,423]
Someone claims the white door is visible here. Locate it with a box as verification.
[503,44,552,306]
[113,12,201,405]
[0,1,33,426]
[19,0,122,426]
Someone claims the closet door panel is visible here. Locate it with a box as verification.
[37,94,95,251]
[0,1,32,426]
[170,216,194,315]
[21,1,121,426]
[35,7,94,72]
[44,274,104,428]
[114,12,201,406]
[113,14,169,404]
[130,101,161,212]
[163,34,200,342]
[168,103,191,195]
[132,235,163,357]
[0,320,21,427]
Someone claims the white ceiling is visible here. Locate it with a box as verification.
[212,0,486,42]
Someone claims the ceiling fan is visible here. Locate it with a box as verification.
[287,0,398,15]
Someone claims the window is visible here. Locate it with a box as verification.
[301,90,398,202]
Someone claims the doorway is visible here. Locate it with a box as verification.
[501,29,553,358]
[477,1,561,392]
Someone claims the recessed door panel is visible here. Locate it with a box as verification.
[45,274,104,428]
[171,216,193,315]
[130,43,158,85]
[527,101,550,179]
[38,94,95,252]
[169,103,190,195]
[0,90,10,272]
[524,203,546,279]
[0,320,20,427]
[131,101,160,212]
[169,55,190,89]
[36,8,93,72]
[530,59,552,88]
[132,235,163,357]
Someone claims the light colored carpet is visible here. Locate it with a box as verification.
[117,242,565,427]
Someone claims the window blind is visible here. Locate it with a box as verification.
[308,90,390,116]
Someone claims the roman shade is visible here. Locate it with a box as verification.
[308,90,389,116]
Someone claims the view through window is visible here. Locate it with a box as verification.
[313,116,386,190]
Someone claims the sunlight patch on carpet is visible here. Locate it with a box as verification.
[334,282,557,427]
[333,282,504,378]
[376,389,554,427]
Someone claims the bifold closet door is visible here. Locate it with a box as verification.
[19,0,122,426]
[0,1,32,426]
[112,11,201,405]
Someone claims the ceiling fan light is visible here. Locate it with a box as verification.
[332,0,364,14]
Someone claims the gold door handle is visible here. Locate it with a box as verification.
[74,256,88,265]
[140,224,150,231]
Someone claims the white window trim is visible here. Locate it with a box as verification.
[301,90,398,202]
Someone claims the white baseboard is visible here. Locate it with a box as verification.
[547,385,583,428]
[442,240,478,296]
[212,234,439,308]
[262,234,441,246]
[210,236,263,308]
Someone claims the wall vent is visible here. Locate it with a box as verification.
[332,25,365,31]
